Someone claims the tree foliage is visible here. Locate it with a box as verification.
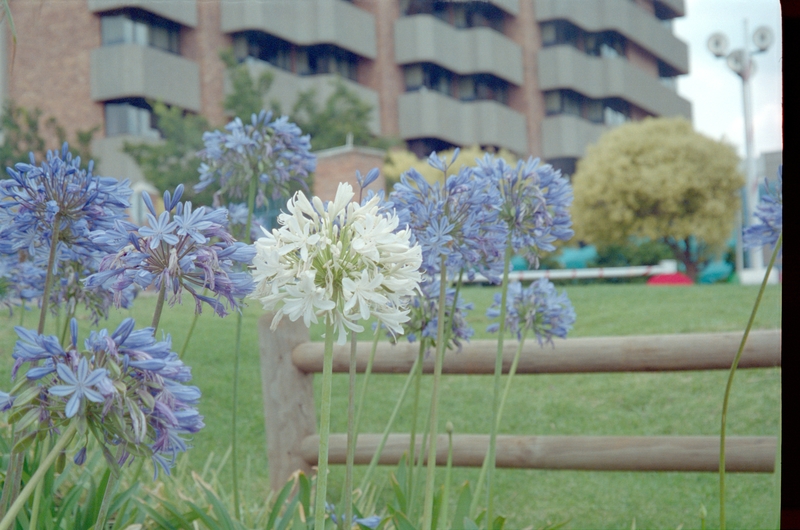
[382,145,518,188]
[291,80,390,151]
[220,48,278,120]
[122,101,215,205]
[571,117,744,280]
[0,101,97,170]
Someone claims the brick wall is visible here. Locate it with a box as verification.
[6,0,102,147]
[313,147,387,203]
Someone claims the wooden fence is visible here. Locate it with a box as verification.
[258,314,781,491]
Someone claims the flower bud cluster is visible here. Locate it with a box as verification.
[743,167,782,253]
[486,279,576,345]
[251,182,423,344]
[86,186,256,317]
[5,318,203,478]
[473,154,574,268]
[196,110,316,205]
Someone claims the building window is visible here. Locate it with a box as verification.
[104,99,160,138]
[541,20,626,60]
[406,137,457,159]
[545,90,631,126]
[404,63,452,96]
[233,32,291,70]
[658,59,679,91]
[100,10,180,54]
[233,33,358,81]
[402,0,505,33]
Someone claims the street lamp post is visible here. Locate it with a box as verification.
[707,21,773,281]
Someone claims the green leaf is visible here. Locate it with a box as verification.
[276,496,301,530]
[202,485,240,530]
[389,473,407,514]
[12,430,37,453]
[390,510,417,530]
[431,485,443,530]
[140,501,181,530]
[11,406,39,432]
[452,481,473,529]
[298,472,312,515]
[158,498,200,528]
[462,517,480,530]
[491,515,506,530]
[188,499,229,530]
[268,474,297,530]
[12,384,41,408]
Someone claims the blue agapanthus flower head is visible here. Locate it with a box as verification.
[6,318,204,478]
[0,142,132,259]
[0,144,134,321]
[473,154,574,268]
[743,166,782,255]
[390,152,507,283]
[487,278,575,345]
[196,110,315,203]
[399,277,474,352]
[86,186,256,317]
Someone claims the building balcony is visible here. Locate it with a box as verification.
[540,114,608,160]
[221,0,376,60]
[654,0,685,18]
[233,58,381,135]
[487,0,519,15]
[88,0,197,27]
[91,44,201,111]
[395,15,523,85]
[398,89,528,155]
[538,46,691,119]
[534,0,688,74]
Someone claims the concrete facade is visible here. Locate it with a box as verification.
[2,0,690,189]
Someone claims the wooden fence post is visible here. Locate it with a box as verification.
[259,313,316,491]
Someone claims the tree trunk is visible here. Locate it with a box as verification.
[663,237,697,283]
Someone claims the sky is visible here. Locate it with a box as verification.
[672,0,783,159]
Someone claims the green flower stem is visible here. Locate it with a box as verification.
[94,457,122,530]
[442,423,454,529]
[411,398,432,523]
[495,333,527,435]
[358,351,422,493]
[37,214,62,334]
[354,329,385,492]
[422,257,448,530]
[314,314,337,530]
[343,331,359,529]
[179,311,201,359]
[19,300,25,326]
[28,437,53,530]
[354,328,381,449]
[406,341,426,504]
[150,280,167,333]
[231,310,244,521]
[719,233,781,530]
[0,216,64,520]
[486,241,513,524]
[230,166,258,520]
[0,423,77,530]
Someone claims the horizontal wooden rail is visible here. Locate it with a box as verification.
[300,434,776,473]
[259,315,781,490]
[292,330,781,374]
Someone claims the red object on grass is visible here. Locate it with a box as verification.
[647,272,694,285]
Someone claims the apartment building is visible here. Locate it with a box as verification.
[0,0,690,187]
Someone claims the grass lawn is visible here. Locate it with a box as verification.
[0,283,781,529]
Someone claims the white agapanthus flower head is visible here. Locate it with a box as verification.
[250,182,423,344]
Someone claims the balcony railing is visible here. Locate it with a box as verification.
[395,15,523,85]
[398,90,528,155]
[91,44,201,111]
